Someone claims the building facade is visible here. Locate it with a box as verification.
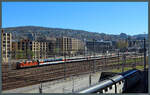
[56,37,84,56]
[12,39,49,60]
[1,30,12,63]
[86,40,112,54]
[39,41,49,59]
[71,38,84,55]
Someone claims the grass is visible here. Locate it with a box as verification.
[111,67,133,73]
[136,65,149,70]
[111,65,149,73]
[104,56,148,73]
[110,57,144,65]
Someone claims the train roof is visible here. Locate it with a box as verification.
[120,69,139,78]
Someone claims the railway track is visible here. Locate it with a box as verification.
[2,55,145,90]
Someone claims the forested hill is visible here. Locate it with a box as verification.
[3,26,147,41]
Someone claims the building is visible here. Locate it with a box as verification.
[56,37,84,56]
[1,29,12,63]
[11,41,19,59]
[12,39,49,60]
[46,38,57,57]
[86,40,112,54]
[128,40,144,48]
[39,41,49,59]
[56,37,71,55]
[71,38,84,55]
[12,39,31,59]
[31,41,41,59]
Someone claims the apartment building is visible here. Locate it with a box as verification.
[12,39,49,59]
[71,38,84,54]
[31,41,41,59]
[39,41,49,59]
[86,40,112,53]
[11,41,19,59]
[56,37,84,56]
[1,29,12,63]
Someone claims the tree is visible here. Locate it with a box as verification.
[16,50,25,59]
[54,48,60,55]
[15,49,34,59]
[26,49,34,59]
[117,40,128,52]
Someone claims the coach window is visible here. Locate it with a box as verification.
[119,89,122,93]
[104,88,108,92]
[99,90,103,93]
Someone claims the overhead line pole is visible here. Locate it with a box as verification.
[144,38,146,71]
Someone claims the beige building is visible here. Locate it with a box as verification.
[71,38,84,54]
[39,41,48,59]
[56,37,84,55]
[1,30,12,63]
[31,41,41,59]
[31,41,49,59]
[56,37,71,55]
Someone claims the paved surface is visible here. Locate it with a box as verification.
[3,71,101,93]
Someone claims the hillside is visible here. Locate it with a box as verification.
[3,26,148,41]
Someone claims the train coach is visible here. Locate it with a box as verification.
[78,69,142,93]
[38,58,65,66]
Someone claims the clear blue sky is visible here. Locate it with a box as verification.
[2,2,148,35]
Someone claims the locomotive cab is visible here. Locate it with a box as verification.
[16,62,21,69]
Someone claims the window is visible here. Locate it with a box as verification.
[119,89,122,93]
[104,88,108,92]
[99,90,103,93]
[119,81,121,84]
[7,41,10,43]
[109,86,112,90]
[7,38,10,40]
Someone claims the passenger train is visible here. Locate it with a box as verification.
[16,56,104,69]
[16,53,126,69]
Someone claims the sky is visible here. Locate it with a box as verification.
[2,2,148,35]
